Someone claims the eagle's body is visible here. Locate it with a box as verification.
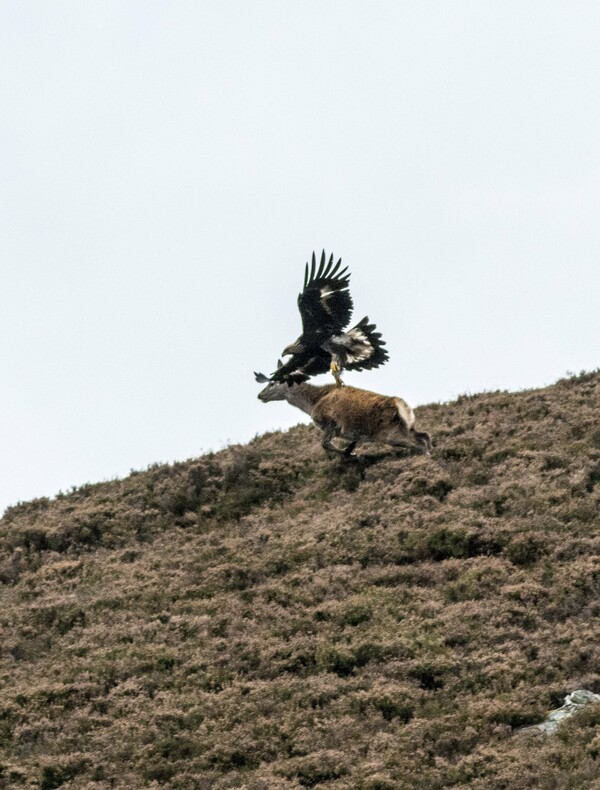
[265,252,388,385]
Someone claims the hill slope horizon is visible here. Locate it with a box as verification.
[1,371,600,789]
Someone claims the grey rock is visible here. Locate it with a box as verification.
[523,689,600,735]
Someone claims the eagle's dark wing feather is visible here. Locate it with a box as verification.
[270,349,331,384]
[297,250,353,336]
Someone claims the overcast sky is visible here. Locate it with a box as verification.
[1,1,599,513]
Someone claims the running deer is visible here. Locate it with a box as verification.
[255,377,432,458]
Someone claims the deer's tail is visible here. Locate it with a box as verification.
[393,397,415,429]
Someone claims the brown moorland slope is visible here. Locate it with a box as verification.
[1,371,600,789]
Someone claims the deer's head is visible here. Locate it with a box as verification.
[254,369,298,403]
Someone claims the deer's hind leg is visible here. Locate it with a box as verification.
[317,420,343,455]
[411,429,432,454]
[342,440,357,457]
[385,426,429,456]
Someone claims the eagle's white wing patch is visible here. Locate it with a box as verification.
[346,347,374,363]
[330,330,375,362]
[320,285,335,314]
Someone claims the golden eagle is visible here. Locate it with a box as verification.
[256,251,388,386]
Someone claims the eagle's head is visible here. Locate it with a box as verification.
[282,339,305,356]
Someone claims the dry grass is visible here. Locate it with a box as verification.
[1,371,600,788]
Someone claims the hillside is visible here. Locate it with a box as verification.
[1,371,600,789]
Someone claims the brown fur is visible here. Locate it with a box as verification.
[313,386,404,434]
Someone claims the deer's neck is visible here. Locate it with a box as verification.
[285,383,335,416]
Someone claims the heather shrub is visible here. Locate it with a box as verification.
[405,476,453,501]
[151,458,220,517]
[372,693,414,723]
[340,601,373,626]
[361,775,398,790]
[444,562,507,602]
[217,447,305,520]
[404,526,501,563]
[584,461,600,492]
[505,531,548,566]
[407,660,447,690]
[488,702,545,729]
[39,758,88,790]
[278,750,349,786]
[0,705,16,750]
[31,603,86,635]
[0,550,23,585]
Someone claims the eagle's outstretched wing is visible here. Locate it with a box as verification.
[297,251,353,336]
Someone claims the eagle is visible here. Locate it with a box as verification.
[256,251,388,386]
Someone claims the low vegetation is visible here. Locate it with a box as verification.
[1,371,599,788]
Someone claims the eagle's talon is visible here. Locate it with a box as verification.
[330,360,344,388]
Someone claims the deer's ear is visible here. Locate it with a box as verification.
[254,372,269,383]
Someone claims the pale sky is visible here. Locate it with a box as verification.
[1,1,599,513]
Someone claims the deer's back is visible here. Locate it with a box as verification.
[313,386,399,433]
